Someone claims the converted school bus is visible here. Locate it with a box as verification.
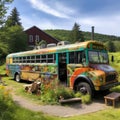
[6,40,120,96]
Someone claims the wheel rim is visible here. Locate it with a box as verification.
[79,86,88,95]
[16,74,20,82]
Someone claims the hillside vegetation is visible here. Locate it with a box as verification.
[45,29,120,42]
[45,29,120,51]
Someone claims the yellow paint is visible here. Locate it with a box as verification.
[95,86,100,91]
[21,71,40,81]
[9,58,13,64]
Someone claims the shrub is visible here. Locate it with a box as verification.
[81,94,92,104]
[55,85,74,99]
[111,86,120,93]
[74,92,83,98]
[40,89,58,104]
[40,80,75,104]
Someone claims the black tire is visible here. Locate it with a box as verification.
[15,74,21,82]
[77,82,92,96]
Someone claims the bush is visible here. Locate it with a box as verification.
[55,85,74,99]
[34,79,93,105]
[81,94,92,104]
[40,89,58,104]
[111,86,120,93]
[74,92,83,98]
[40,80,75,104]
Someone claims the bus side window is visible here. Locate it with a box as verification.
[81,52,86,64]
[69,52,75,63]
[69,51,84,64]
[76,51,85,64]
[77,52,82,63]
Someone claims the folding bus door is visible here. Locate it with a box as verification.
[58,53,67,85]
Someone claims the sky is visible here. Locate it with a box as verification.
[8,0,120,36]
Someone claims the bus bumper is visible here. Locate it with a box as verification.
[99,82,120,91]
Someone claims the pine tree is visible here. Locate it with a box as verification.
[7,25,27,53]
[0,0,13,27]
[6,7,22,27]
[70,22,84,43]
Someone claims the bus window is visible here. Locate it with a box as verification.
[69,51,85,64]
[48,54,54,63]
[27,56,30,63]
[19,57,22,63]
[23,56,26,63]
[36,55,41,63]
[41,55,46,63]
[69,52,74,63]
[31,56,35,63]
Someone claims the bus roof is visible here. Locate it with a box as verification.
[7,40,106,58]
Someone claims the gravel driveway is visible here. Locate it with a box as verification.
[12,94,106,117]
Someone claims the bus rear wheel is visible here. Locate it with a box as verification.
[77,82,92,96]
[15,74,21,82]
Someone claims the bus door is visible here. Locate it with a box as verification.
[58,53,67,85]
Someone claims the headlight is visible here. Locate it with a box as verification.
[99,77,103,82]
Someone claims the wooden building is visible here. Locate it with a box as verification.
[24,26,59,48]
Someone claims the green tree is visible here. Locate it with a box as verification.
[0,0,13,62]
[6,25,27,53]
[0,0,13,27]
[0,42,8,64]
[6,7,22,27]
[4,7,28,53]
[69,22,84,43]
[107,41,116,52]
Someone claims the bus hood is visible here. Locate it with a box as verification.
[89,64,116,73]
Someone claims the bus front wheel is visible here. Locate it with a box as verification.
[77,82,92,96]
[15,74,21,82]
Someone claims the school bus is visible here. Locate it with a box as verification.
[6,40,120,96]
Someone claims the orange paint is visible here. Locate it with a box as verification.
[70,67,89,88]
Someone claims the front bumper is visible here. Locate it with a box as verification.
[100,82,120,90]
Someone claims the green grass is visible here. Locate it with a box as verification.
[61,109,120,120]
[0,85,51,120]
[109,52,120,70]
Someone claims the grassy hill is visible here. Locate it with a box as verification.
[45,29,120,42]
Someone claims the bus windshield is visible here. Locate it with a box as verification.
[88,51,108,64]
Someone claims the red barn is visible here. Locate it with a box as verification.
[24,26,59,48]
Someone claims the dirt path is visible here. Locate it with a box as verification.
[12,94,106,117]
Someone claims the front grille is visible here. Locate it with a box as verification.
[106,73,117,83]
